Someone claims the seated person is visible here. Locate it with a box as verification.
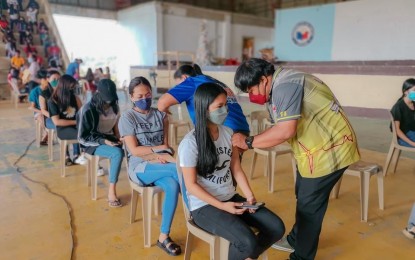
[39,70,60,130]
[118,76,181,256]
[391,78,415,147]
[28,71,46,145]
[178,82,285,260]
[77,79,123,207]
[48,75,82,165]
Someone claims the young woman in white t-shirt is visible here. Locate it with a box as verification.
[178,82,285,260]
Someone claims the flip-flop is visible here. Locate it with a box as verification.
[108,199,122,208]
[156,237,181,256]
[65,158,73,166]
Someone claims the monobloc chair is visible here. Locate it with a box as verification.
[168,104,191,146]
[9,79,28,109]
[58,138,78,177]
[384,112,415,175]
[84,153,111,200]
[249,110,269,135]
[249,118,297,193]
[176,157,268,260]
[35,118,42,148]
[331,160,384,222]
[47,128,56,161]
[123,144,163,248]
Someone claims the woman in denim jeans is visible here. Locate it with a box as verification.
[78,79,123,208]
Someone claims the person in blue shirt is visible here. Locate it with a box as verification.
[158,64,250,135]
[28,70,46,145]
[65,58,82,79]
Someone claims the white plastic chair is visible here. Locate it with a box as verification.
[384,112,415,175]
[168,104,191,146]
[123,143,163,248]
[331,160,384,222]
[58,138,79,177]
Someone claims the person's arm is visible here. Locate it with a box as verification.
[157,93,178,113]
[39,95,49,117]
[124,134,169,161]
[182,166,246,215]
[394,120,415,146]
[28,101,41,113]
[232,119,297,150]
[230,146,255,201]
[51,114,76,127]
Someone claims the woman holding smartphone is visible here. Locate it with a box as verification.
[178,82,285,260]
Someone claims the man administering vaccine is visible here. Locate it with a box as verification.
[232,58,360,260]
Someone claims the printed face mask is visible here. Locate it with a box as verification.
[408,91,415,101]
[208,105,228,125]
[50,79,58,88]
[134,97,152,110]
[249,92,267,105]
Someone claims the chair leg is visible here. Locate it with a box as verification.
[360,171,370,222]
[392,149,401,174]
[383,145,395,176]
[184,231,194,260]
[212,237,221,260]
[60,141,66,177]
[85,157,92,186]
[263,153,269,177]
[130,189,138,224]
[36,120,41,148]
[376,168,385,210]
[268,152,276,193]
[154,192,162,216]
[48,130,53,161]
[249,151,258,179]
[91,157,98,200]
[218,237,230,260]
[142,188,152,248]
[331,175,343,199]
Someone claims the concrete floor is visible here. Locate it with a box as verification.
[0,98,414,260]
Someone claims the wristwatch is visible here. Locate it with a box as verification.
[245,136,254,149]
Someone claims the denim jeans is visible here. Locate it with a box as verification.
[191,194,285,260]
[407,203,415,229]
[93,145,124,183]
[45,117,56,130]
[398,130,415,147]
[137,163,180,234]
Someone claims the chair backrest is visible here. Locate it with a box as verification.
[169,104,185,122]
[8,78,20,94]
[122,140,145,188]
[389,112,399,146]
[175,155,192,221]
[250,110,269,135]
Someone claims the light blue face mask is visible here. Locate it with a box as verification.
[208,105,228,125]
[408,91,415,101]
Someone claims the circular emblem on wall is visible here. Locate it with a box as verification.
[292,21,314,46]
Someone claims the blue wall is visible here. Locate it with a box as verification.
[275,4,335,61]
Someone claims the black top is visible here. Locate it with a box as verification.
[40,85,53,101]
[48,95,79,131]
[391,98,415,134]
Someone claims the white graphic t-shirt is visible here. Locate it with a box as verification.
[178,125,236,211]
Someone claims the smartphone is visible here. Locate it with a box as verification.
[237,202,265,209]
[152,148,174,156]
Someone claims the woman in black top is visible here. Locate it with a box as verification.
[39,70,60,130]
[391,78,415,147]
[48,75,82,165]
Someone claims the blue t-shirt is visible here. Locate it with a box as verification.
[167,75,249,133]
[29,85,41,109]
[66,62,78,76]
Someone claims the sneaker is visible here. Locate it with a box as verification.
[402,227,415,239]
[97,167,105,177]
[272,236,295,253]
[74,154,88,165]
